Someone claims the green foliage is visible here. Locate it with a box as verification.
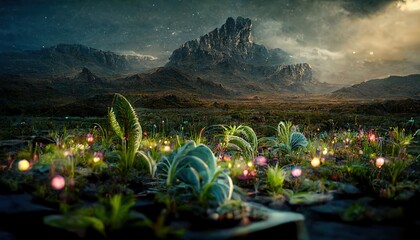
[156,140,235,206]
[387,127,413,158]
[341,202,367,222]
[266,164,286,196]
[259,121,308,157]
[44,194,149,237]
[107,93,156,176]
[108,93,142,172]
[214,124,259,162]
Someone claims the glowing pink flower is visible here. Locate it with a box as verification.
[51,175,66,190]
[254,156,267,166]
[86,133,94,143]
[291,168,302,177]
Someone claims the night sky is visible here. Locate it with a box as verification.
[1,0,419,83]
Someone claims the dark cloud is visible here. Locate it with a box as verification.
[341,0,400,16]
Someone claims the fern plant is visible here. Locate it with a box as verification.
[108,93,155,175]
[156,140,235,206]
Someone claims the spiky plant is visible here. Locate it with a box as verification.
[108,93,155,175]
[266,164,286,196]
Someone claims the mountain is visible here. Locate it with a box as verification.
[0,44,159,76]
[166,16,323,93]
[168,16,290,68]
[331,74,420,100]
[114,67,231,98]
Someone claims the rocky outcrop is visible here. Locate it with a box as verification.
[168,17,290,68]
[167,16,315,92]
[266,63,313,85]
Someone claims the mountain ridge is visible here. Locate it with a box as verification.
[0,43,159,76]
[331,74,420,100]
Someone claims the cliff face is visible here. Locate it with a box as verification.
[168,17,290,68]
[0,44,158,76]
[167,17,315,91]
[41,44,132,71]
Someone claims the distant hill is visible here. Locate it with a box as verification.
[114,67,231,98]
[0,67,229,115]
[331,74,420,100]
[0,44,159,76]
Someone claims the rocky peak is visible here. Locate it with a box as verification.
[73,67,100,83]
[271,63,313,83]
[167,17,289,67]
[201,16,252,50]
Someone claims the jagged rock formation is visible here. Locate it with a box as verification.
[168,16,289,68]
[0,44,158,76]
[167,16,317,93]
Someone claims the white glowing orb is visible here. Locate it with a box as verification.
[322,148,328,155]
[163,145,171,152]
[64,150,72,157]
[51,175,66,190]
[376,157,385,168]
[18,159,30,171]
[247,161,253,167]
[369,51,374,56]
[311,157,321,168]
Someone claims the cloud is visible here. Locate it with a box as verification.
[118,50,158,60]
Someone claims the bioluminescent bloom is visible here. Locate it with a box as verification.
[64,150,72,157]
[376,157,385,168]
[51,175,66,190]
[18,159,30,171]
[311,157,320,167]
[86,133,94,143]
[254,156,267,166]
[163,145,171,152]
[93,152,103,162]
[291,167,302,177]
[369,133,376,142]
